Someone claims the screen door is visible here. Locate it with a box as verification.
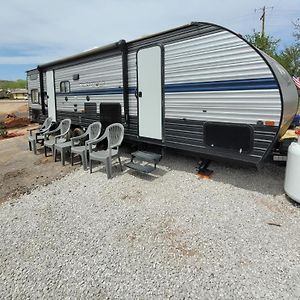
[137,46,162,140]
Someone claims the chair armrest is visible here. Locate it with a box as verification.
[39,126,51,134]
[54,133,67,142]
[27,127,40,135]
[71,132,87,146]
[45,127,60,136]
[86,134,107,152]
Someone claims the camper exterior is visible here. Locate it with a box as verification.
[27,22,299,167]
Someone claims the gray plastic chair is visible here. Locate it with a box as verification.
[44,119,71,160]
[88,123,124,178]
[28,117,53,154]
[70,122,102,170]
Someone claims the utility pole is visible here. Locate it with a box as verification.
[255,6,273,37]
[260,6,266,36]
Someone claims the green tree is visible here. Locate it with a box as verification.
[245,30,280,57]
[293,19,300,45]
[0,79,26,89]
[275,46,300,76]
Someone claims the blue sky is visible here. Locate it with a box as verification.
[0,0,299,80]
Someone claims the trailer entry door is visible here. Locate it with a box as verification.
[137,46,162,140]
[46,70,56,121]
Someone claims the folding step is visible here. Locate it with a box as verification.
[131,151,162,164]
[125,162,156,174]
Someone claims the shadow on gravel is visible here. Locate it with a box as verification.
[120,146,285,196]
[285,195,300,208]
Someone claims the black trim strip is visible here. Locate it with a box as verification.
[37,67,46,115]
[121,42,129,123]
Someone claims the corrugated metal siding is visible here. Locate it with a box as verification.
[54,56,123,92]
[56,94,124,114]
[164,30,281,126]
[164,90,281,124]
[128,52,137,116]
[54,55,123,113]
[164,31,273,83]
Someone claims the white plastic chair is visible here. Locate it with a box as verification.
[70,122,102,170]
[88,123,124,178]
[28,117,53,154]
[44,119,71,159]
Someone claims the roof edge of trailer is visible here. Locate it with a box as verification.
[26,68,39,73]
[37,40,126,70]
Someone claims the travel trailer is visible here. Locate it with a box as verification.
[27,22,299,167]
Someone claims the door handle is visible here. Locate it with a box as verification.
[138,91,142,98]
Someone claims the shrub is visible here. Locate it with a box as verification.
[0,124,8,138]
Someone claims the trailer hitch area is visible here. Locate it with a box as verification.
[196,159,213,179]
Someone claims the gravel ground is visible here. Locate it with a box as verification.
[0,152,299,299]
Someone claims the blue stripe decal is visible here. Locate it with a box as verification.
[56,78,278,97]
[56,87,123,97]
[164,78,278,93]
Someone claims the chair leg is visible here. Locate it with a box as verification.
[28,141,32,151]
[62,149,65,166]
[82,152,87,171]
[53,145,56,162]
[106,158,112,179]
[118,155,123,171]
[33,141,37,155]
[44,146,47,157]
[89,159,92,174]
[71,152,74,166]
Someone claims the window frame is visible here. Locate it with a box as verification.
[29,74,38,80]
[31,89,40,104]
[60,81,71,93]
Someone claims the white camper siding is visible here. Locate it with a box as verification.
[164,90,281,124]
[128,52,137,116]
[164,31,282,126]
[164,31,273,83]
[54,55,123,113]
[56,94,123,113]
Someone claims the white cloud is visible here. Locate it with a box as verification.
[0,0,299,65]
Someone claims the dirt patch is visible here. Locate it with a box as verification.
[0,101,28,121]
[2,114,30,128]
[0,125,32,140]
[0,128,78,204]
[3,169,29,180]
[161,218,199,257]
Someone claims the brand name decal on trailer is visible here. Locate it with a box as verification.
[79,81,106,88]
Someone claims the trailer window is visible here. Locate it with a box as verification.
[60,81,70,93]
[31,89,39,104]
[29,74,38,80]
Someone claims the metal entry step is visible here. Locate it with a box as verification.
[125,151,162,174]
[131,151,162,164]
[125,162,156,174]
